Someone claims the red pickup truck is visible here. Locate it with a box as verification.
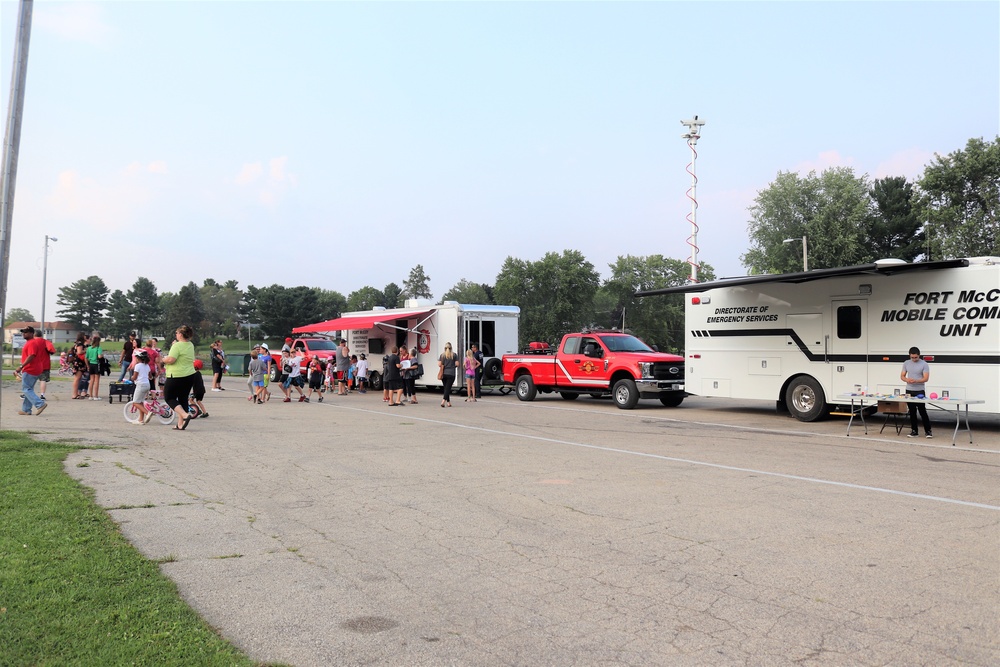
[502,331,685,409]
[268,337,339,382]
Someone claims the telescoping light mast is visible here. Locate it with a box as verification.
[680,115,705,283]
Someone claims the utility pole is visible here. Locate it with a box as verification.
[0,0,34,424]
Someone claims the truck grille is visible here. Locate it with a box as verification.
[651,362,684,382]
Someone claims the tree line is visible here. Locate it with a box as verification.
[40,136,998,352]
[743,137,998,272]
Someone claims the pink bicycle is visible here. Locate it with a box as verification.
[123,390,176,425]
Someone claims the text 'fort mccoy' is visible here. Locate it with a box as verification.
[881,289,1000,336]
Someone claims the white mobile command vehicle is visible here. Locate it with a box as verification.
[637,257,1000,421]
[293,301,520,391]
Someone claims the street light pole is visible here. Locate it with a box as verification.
[783,235,808,272]
[40,234,57,336]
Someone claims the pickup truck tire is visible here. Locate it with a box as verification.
[484,358,502,381]
[785,376,826,422]
[589,392,604,399]
[559,392,578,401]
[515,375,537,401]
[612,378,640,410]
[659,394,685,407]
[269,364,281,383]
[368,372,383,391]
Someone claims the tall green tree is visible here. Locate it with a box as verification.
[381,282,404,308]
[105,290,133,339]
[239,285,260,326]
[403,265,433,300]
[126,277,162,340]
[441,279,492,304]
[253,285,320,337]
[494,250,600,348]
[346,286,383,312]
[742,168,874,274]
[600,255,714,353]
[4,307,35,325]
[167,282,207,341]
[200,279,242,337]
[868,176,924,261]
[917,136,1000,259]
[316,289,347,322]
[56,276,109,332]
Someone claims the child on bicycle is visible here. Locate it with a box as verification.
[130,351,152,424]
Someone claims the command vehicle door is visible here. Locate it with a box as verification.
[829,299,869,396]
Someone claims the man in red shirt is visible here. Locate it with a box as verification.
[16,326,49,415]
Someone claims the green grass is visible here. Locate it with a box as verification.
[0,431,277,666]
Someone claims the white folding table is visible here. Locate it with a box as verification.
[837,395,985,446]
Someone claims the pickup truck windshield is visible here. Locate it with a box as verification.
[300,340,337,351]
[598,335,653,353]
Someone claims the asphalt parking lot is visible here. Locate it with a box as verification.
[7,380,1000,666]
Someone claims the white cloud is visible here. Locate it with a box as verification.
[35,2,113,47]
[46,163,162,231]
[793,150,856,175]
[873,148,932,180]
[269,156,288,181]
[234,162,263,185]
[233,157,297,205]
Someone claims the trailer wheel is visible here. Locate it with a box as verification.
[559,392,578,401]
[612,378,640,409]
[659,394,684,407]
[368,372,383,391]
[484,358,502,381]
[515,375,537,401]
[785,376,827,422]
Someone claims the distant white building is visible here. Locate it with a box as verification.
[4,321,83,345]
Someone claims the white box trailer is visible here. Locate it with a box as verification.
[293,301,520,390]
[637,257,1000,421]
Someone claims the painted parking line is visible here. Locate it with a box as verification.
[303,395,1000,512]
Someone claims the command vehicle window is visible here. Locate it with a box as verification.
[562,337,580,355]
[837,305,862,339]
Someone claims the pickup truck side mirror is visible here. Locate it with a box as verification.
[584,345,603,358]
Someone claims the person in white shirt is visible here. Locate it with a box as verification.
[130,351,153,425]
[356,353,369,394]
[281,350,306,402]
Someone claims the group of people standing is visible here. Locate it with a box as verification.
[379,341,484,408]
[68,331,114,400]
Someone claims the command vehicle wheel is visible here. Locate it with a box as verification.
[612,378,640,409]
[589,392,604,399]
[484,358,502,381]
[659,394,684,407]
[559,392,578,401]
[515,375,536,401]
[269,364,281,383]
[368,372,382,391]
[785,376,826,422]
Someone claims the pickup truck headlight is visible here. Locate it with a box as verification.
[637,362,654,378]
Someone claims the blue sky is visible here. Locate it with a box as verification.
[2,1,998,324]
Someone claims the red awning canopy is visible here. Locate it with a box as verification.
[292,310,432,335]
